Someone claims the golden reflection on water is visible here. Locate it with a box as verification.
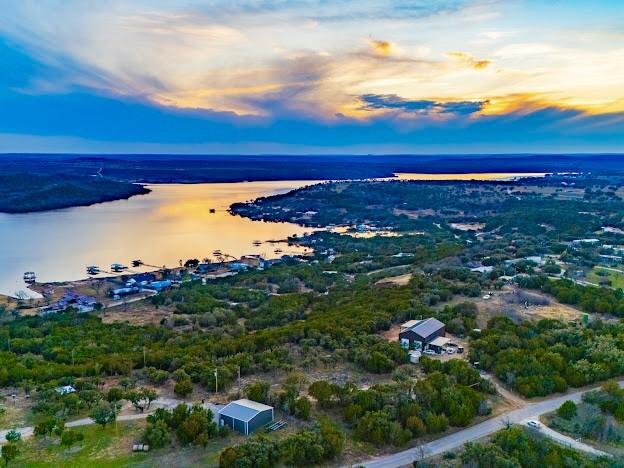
[0,181,316,295]
[394,172,546,181]
[0,174,545,295]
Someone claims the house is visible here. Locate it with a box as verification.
[228,262,249,272]
[240,255,264,269]
[147,280,172,292]
[471,265,493,274]
[40,292,98,315]
[131,273,157,284]
[196,263,219,274]
[110,286,139,297]
[399,317,445,350]
[55,385,76,395]
[218,399,274,435]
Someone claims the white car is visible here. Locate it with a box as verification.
[423,349,436,355]
[447,348,456,354]
[527,420,541,429]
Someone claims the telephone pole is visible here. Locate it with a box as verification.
[214,368,218,394]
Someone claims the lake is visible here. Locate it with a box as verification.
[0,180,318,297]
[0,172,547,297]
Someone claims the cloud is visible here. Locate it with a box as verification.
[368,39,393,57]
[448,51,491,69]
[359,94,487,115]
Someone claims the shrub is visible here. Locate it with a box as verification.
[557,400,577,420]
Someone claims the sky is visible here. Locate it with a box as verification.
[0,0,623,154]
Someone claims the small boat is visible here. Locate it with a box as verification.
[111,263,127,272]
[23,271,36,283]
[209,208,216,213]
[86,265,100,275]
[213,249,222,256]
[131,259,143,267]
[253,240,262,246]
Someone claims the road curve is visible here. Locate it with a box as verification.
[356,380,623,468]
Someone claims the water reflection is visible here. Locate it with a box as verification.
[0,181,317,296]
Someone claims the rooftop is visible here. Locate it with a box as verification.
[429,336,451,348]
[406,317,445,338]
[218,399,273,422]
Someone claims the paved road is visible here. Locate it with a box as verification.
[0,397,223,445]
[538,423,611,458]
[104,289,157,309]
[358,380,622,468]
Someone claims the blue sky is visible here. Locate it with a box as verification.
[0,0,623,154]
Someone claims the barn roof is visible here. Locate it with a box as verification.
[218,399,273,422]
[407,317,445,338]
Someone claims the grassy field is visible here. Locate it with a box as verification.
[586,266,624,289]
[9,420,239,468]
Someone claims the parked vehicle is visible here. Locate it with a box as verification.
[424,349,436,355]
[457,347,465,354]
[527,420,541,429]
[447,348,456,354]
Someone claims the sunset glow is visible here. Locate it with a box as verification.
[1,0,623,153]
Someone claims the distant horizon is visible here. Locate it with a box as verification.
[2,152,624,158]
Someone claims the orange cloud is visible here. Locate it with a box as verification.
[448,51,491,70]
[369,39,393,57]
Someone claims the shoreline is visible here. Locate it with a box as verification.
[0,171,549,215]
[0,184,151,215]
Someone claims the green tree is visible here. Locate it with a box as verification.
[245,381,270,404]
[33,418,57,438]
[308,381,334,408]
[90,402,117,429]
[106,387,124,403]
[219,437,280,468]
[60,430,84,448]
[318,417,344,459]
[143,388,158,409]
[80,389,102,409]
[174,379,193,397]
[281,430,325,466]
[143,419,170,449]
[293,396,311,420]
[556,400,577,420]
[4,430,20,443]
[1,443,18,467]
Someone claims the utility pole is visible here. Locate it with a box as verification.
[214,368,218,394]
[238,366,241,395]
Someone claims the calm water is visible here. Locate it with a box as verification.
[0,173,546,297]
[0,181,318,297]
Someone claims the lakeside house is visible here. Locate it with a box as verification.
[146,280,172,292]
[40,292,98,315]
[240,255,265,269]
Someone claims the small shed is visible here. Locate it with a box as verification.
[55,385,76,395]
[428,336,451,353]
[218,399,274,435]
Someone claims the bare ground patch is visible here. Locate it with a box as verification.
[375,273,413,286]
